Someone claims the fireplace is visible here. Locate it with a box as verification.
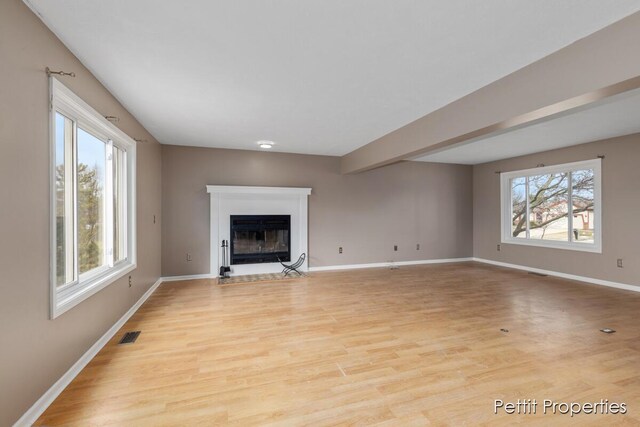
[230,215,291,265]
[207,185,310,275]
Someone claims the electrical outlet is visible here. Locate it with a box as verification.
[128,275,132,288]
[497,244,501,251]
[339,247,343,254]
[617,258,624,268]
[394,245,398,251]
[416,244,420,250]
[186,253,192,262]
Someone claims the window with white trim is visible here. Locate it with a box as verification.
[50,78,136,318]
[500,159,601,253]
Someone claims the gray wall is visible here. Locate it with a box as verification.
[0,1,162,425]
[473,134,640,287]
[161,145,473,276]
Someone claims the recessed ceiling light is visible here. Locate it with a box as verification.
[257,140,274,149]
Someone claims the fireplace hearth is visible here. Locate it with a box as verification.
[230,215,291,265]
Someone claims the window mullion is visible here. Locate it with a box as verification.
[525,176,530,239]
[63,116,75,284]
[105,140,114,268]
[568,172,574,242]
[120,149,128,260]
[508,178,513,240]
[72,120,79,284]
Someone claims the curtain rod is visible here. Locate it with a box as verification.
[45,67,75,77]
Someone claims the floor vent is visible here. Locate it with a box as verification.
[119,331,141,344]
[528,272,548,277]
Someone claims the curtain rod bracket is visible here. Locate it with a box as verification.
[45,67,75,78]
[105,116,120,123]
[134,138,148,143]
[597,155,605,159]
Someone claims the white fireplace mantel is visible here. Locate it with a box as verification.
[207,185,312,276]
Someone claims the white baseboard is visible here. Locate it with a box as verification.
[472,257,639,293]
[308,257,474,272]
[161,273,216,282]
[14,277,163,427]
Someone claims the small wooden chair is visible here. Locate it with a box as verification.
[278,253,306,277]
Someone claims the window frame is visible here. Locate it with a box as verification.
[49,78,137,319]
[500,159,602,253]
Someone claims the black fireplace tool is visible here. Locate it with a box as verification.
[219,240,231,278]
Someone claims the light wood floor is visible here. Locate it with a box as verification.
[36,263,640,426]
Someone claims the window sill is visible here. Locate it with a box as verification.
[501,238,602,254]
[52,262,137,319]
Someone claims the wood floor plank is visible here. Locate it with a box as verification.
[35,263,640,425]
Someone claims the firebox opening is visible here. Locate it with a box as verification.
[230,215,291,265]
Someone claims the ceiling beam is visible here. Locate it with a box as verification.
[340,12,640,174]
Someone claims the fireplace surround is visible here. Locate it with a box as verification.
[207,185,311,276]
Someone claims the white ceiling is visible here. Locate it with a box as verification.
[27,0,640,156]
[413,88,640,165]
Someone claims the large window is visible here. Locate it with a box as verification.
[50,78,136,318]
[500,159,601,253]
